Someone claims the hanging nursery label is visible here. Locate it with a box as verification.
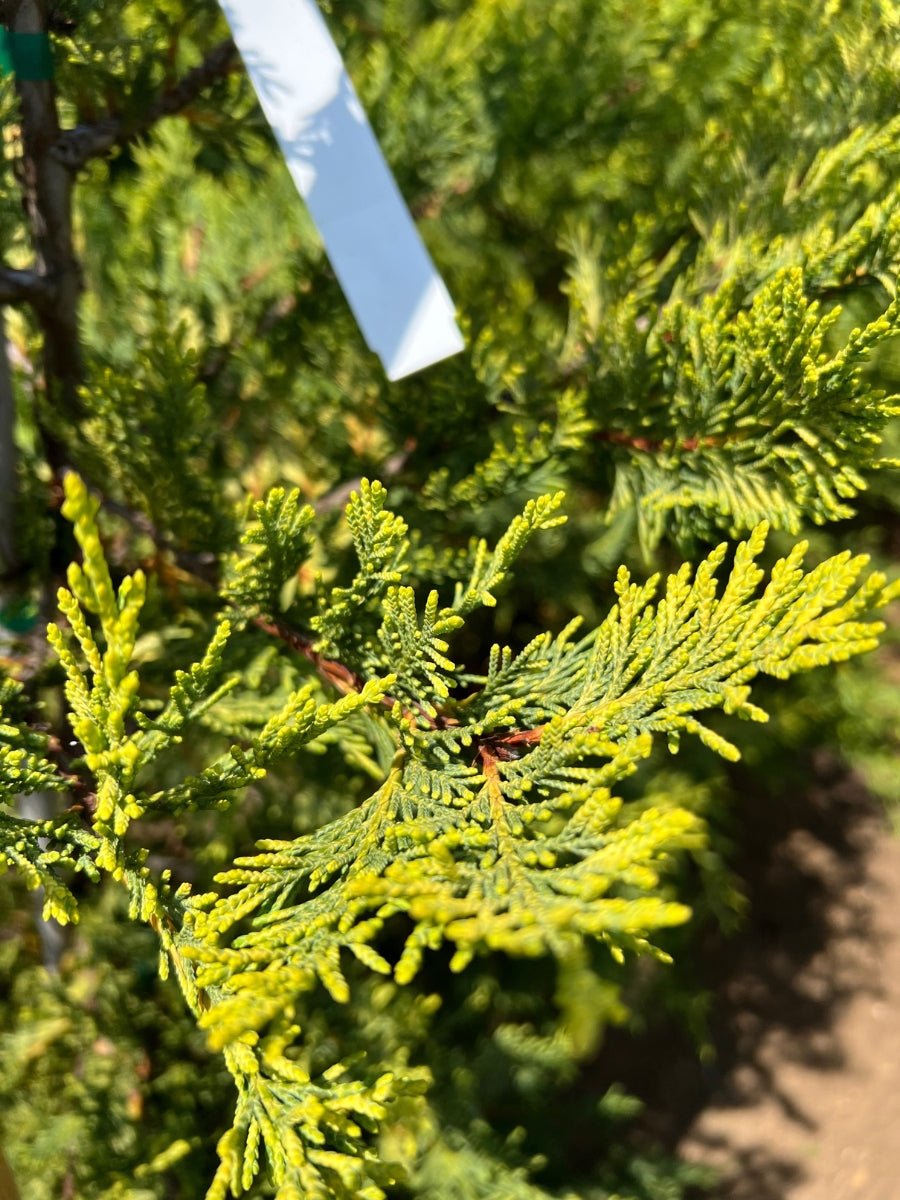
[217,0,464,381]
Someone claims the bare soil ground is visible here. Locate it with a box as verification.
[676,758,900,1199]
[589,749,900,1199]
[629,752,900,1199]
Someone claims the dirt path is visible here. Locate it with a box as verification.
[676,765,900,1199]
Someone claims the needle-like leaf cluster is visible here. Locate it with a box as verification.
[2,474,896,1197]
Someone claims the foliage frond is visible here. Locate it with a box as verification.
[0,678,69,803]
[223,488,317,618]
[185,521,894,1051]
[205,1043,429,1200]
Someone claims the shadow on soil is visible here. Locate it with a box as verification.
[597,750,891,1200]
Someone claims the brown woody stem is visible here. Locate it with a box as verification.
[53,38,238,169]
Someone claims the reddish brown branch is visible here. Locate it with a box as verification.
[595,430,725,453]
[253,616,447,729]
[253,617,369,697]
[253,624,552,753]
[475,725,544,764]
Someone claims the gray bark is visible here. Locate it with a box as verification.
[7,0,82,454]
[0,312,17,574]
[0,264,54,306]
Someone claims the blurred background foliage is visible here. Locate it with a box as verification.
[3,0,900,1196]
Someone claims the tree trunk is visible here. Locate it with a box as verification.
[0,312,17,575]
[7,0,82,465]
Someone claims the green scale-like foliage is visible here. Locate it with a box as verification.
[3,475,894,1198]
[188,500,896,1036]
[561,188,900,553]
[0,678,69,800]
[6,3,900,1198]
[10,0,893,579]
[306,0,900,557]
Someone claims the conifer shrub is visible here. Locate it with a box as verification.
[3,2,900,1198]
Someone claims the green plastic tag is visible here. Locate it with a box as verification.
[0,597,39,635]
[0,31,12,76]
[0,30,54,81]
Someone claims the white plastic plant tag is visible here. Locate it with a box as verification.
[218,0,464,380]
